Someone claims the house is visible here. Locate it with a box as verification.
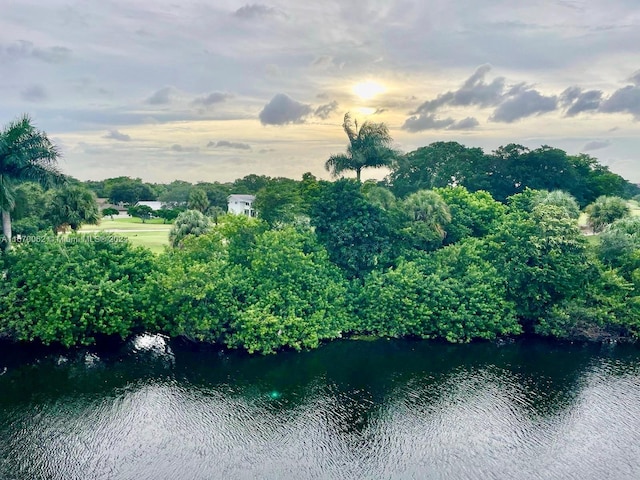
[227,194,256,217]
[96,198,128,217]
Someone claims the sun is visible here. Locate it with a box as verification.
[352,81,385,100]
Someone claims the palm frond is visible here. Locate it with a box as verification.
[0,174,15,211]
[325,153,353,178]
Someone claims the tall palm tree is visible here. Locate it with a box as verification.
[325,112,398,182]
[1,114,64,250]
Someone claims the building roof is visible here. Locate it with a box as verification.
[227,194,256,202]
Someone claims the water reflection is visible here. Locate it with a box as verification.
[1,337,640,479]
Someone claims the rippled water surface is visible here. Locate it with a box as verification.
[2,337,640,479]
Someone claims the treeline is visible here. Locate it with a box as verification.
[2,178,639,353]
[82,141,640,209]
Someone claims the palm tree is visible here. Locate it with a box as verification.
[403,190,452,239]
[325,112,398,182]
[45,186,100,232]
[1,114,64,250]
[169,209,211,247]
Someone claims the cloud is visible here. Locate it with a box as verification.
[104,130,131,141]
[1,40,71,63]
[628,70,640,86]
[582,140,611,151]
[259,93,312,125]
[402,113,479,132]
[402,114,455,131]
[146,87,174,105]
[560,86,581,107]
[448,117,480,130]
[413,64,506,115]
[561,87,603,116]
[491,89,557,123]
[207,140,251,150]
[311,55,334,68]
[314,101,339,119]
[21,85,47,102]
[599,85,640,119]
[171,144,199,153]
[192,92,232,107]
[234,4,283,19]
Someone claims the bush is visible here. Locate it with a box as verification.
[0,233,155,346]
[358,240,520,342]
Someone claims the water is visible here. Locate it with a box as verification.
[1,336,640,479]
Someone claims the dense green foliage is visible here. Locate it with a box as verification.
[105,177,157,205]
[598,217,640,283]
[2,127,639,353]
[310,179,393,278]
[387,142,639,205]
[141,225,349,353]
[169,209,211,247]
[45,185,100,232]
[358,240,520,342]
[0,234,154,346]
[1,114,64,250]
[585,196,631,232]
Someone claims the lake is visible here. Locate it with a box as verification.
[1,336,640,479]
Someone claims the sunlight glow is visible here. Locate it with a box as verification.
[353,81,385,100]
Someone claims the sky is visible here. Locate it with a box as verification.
[2,0,640,184]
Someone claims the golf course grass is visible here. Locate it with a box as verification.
[79,216,172,253]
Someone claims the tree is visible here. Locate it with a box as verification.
[127,204,154,223]
[435,186,505,244]
[0,114,64,250]
[387,142,486,197]
[155,206,181,224]
[358,240,520,342]
[598,216,640,281]
[486,204,589,327]
[585,196,631,233]
[226,228,349,354]
[311,179,393,278]
[187,187,209,213]
[536,190,581,219]
[362,184,397,211]
[232,174,271,194]
[169,209,211,247]
[196,182,232,211]
[45,185,100,232]
[400,190,451,251]
[0,232,154,346]
[157,180,193,205]
[105,177,156,205]
[253,177,303,226]
[102,207,119,220]
[10,182,50,236]
[325,112,398,182]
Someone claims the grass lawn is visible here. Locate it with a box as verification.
[79,216,171,253]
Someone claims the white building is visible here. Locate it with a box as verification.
[227,194,256,217]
